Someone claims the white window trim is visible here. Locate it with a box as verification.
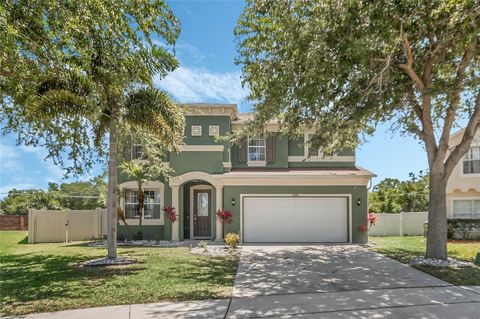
[450,197,480,219]
[119,181,164,225]
[460,144,480,177]
[247,137,267,166]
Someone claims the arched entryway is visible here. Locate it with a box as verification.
[169,172,223,241]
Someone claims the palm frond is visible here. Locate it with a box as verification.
[27,72,96,118]
[124,87,185,151]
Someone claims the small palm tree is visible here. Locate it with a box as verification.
[27,73,184,258]
[120,161,170,239]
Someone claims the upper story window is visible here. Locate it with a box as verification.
[463,146,480,174]
[124,189,160,219]
[248,138,266,161]
[131,141,145,160]
[452,199,480,219]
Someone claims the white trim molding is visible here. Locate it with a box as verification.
[169,170,372,187]
[247,160,267,167]
[223,162,232,169]
[169,171,223,188]
[178,145,224,152]
[288,156,355,163]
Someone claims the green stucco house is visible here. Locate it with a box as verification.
[118,103,375,244]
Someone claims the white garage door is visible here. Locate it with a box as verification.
[243,196,348,243]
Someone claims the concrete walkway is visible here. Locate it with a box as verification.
[9,245,480,318]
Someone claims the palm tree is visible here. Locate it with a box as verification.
[119,161,170,239]
[27,74,184,258]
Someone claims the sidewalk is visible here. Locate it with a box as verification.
[6,300,230,319]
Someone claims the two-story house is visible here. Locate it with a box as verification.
[117,103,375,244]
[446,128,480,219]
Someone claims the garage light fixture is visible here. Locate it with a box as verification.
[231,198,236,206]
[357,198,361,206]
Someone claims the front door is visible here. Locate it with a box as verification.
[193,189,211,237]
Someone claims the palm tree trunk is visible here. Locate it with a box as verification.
[107,108,118,259]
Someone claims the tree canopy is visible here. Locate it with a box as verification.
[235,0,479,259]
[0,176,107,215]
[369,172,429,214]
[1,0,183,176]
[235,0,479,155]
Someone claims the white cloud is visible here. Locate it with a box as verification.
[156,66,248,104]
[0,144,21,171]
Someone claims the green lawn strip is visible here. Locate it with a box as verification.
[0,231,238,316]
[369,236,480,286]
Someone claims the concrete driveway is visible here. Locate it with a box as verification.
[226,245,480,318]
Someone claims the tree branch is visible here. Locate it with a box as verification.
[444,92,480,177]
[437,41,477,160]
[399,28,425,92]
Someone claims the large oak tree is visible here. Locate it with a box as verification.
[235,0,479,259]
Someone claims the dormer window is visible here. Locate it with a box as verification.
[248,138,266,161]
[463,146,480,174]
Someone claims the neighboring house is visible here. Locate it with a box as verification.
[118,103,375,243]
[446,128,480,219]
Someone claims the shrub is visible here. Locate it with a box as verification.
[447,219,480,240]
[224,233,240,249]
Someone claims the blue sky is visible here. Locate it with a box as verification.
[0,0,440,196]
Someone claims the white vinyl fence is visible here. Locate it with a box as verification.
[369,212,428,237]
[28,209,107,243]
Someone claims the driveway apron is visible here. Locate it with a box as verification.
[226,245,480,318]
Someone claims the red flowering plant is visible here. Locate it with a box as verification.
[357,223,368,233]
[358,213,378,233]
[216,209,233,224]
[162,205,177,223]
[368,213,378,227]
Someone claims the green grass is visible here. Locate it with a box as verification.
[0,231,239,316]
[369,236,480,286]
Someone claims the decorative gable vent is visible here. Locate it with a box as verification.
[209,125,219,137]
[191,125,202,136]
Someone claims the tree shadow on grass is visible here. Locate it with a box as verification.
[17,235,28,244]
[0,252,144,306]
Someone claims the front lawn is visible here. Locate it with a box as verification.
[0,231,239,316]
[369,236,480,286]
